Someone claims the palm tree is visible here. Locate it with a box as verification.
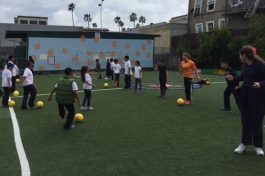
[129,12,138,28]
[68,3,76,26]
[114,16,121,31]
[139,16,146,26]
[92,23,98,28]
[84,14,92,28]
[118,21,124,32]
[121,28,126,32]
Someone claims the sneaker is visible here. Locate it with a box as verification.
[88,106,94,110]
[234,144,247,154]
[254,147,264,156]
[64,124,75,130]
[81,106,87,110]
[185,100,192,105]
[220,107,232,112]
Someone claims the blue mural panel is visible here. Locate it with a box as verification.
[28,37,154,71]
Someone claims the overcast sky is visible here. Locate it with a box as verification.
[0,0,188,31]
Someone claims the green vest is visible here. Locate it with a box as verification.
[55,76,75,104]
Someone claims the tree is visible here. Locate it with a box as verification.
[92,23,98,28]
[118,21,124,32]
[139,16,146,26]
[121,28,126,32]
[114,16,122,32]
[248,14,265,58]
[68,3,76,26]
[129,12,138,28]
[84,14,92,28]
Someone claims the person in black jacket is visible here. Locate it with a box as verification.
[220,61,240,112]
[227,46,265,156]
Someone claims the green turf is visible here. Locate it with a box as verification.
[1,71,265,176]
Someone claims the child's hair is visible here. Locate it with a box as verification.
[64,67,73,75]
[240,45,265,63]
[182,52,191,58]
[110,58,114,62]
[81,66,88,82]
[96,59,99,62]
[114,59,118,63]
[124,55,129,60]
[135,60,140,66]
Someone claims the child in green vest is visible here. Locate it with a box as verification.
[48,67,80,129]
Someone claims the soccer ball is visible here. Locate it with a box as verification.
[13,90,19,97]
[176,98,185,106]
[16,79,20,83]
[8,100,16,107]
[104,83,109,88]
[36,101,44,108]
[74,113,84,123]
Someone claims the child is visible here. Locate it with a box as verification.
[156,60,168,98]
[48,67,80,129]
[220,61,239,112]
[80,66,95,110]
[134,61,142,93]
[95,59,101,79]
[1,63,14,107]
[113,59,121,87]
[21,61,37,110]
[110,58,115,80]
[124,56,132,89]
[106,59,111,79]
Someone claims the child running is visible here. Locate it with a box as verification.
[80,66,95,111]
[134,61,142,93]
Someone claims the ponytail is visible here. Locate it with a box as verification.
[240,45,265,63]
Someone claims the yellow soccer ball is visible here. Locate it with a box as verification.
[176,98,185,106]
[36,101,44,108]
[16,79,20,83]
[104,83,109,88]
[13,90,19,97]
[74,113,84,123]
[8,100,16,107]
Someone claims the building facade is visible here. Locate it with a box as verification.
[14,16,48,25]
[188,0,265,34]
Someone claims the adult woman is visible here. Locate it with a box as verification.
[228,46,265,156]
[180,53,200,105]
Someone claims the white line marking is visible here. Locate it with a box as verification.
[13,88,123,98]
[9,107,31,176]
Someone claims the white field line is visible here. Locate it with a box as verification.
[13,88,123,98]
[9,107,31,176]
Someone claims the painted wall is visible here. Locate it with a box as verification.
[28,36,154,71]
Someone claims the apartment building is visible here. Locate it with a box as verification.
[188,0,265,34]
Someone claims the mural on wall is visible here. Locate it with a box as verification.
[28,37,154,71]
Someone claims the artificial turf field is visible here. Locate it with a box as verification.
[1,71,265,176]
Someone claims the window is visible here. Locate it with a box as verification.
[29,20,37,24]
[207,0,216,12]
[194,0,202,16]
[19,20,28,24]
[230,0,243,7]
[39,21,47,25]
[206,21,215,32]
[219,19,226,29]
[195,23,204,33]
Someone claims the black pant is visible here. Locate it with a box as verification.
[124,74,131,89]
[11,76,16,92]
[82,89,91,107]
[21,84,37,109]
[159,78,167,97]
[184,77,193,101]
[115,74,120,86]
[135,78,142,92]
[224,86,239,110]
[2,87,11,107]
[58,103,75,129]
[241,108,264,147]
[111,71,114,80]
